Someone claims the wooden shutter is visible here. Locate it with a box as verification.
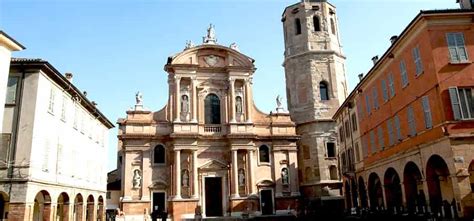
[422,96,433,128]
[448,87,462,120]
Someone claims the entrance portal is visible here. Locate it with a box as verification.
[205,177,223,217]
[152,192,166,215]
[260,189,274,215]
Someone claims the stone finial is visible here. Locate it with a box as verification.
[203,24,217,44]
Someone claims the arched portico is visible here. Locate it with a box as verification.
[86,195,95,221]
[57,192,70,221]
[98,196,104,221]
[384,168,402,213]
[33,190,51,221]
[403,161,425,213]
[368,173,384,210]
[0,191,8,220]
[358,176,368,208]
[74,194,83,221]
[426,155,454,217]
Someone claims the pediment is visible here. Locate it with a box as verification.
[199,159,228,171]
[167,44,254,69]
[256,179,275,187]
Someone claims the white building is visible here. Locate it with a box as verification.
[0,58,114,221]
[0,31,24,134]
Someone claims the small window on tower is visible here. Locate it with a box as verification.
[295,18,302,35]
[330,18,336,35]
[320,81,329,101]
[313,16,321,32]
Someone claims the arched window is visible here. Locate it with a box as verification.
[205,94,220,124]
[259,145,270,163]
[320,82,329,101]
[329,165,338,180]
[330,18,336,35]
[295,18,302,35]
[154,145,165,164]
[313,16,321,32]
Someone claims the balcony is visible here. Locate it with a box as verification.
[201,124,223,135]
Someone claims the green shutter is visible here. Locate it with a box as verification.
[449,87,462,120]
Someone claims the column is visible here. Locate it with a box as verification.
[244,78,252,123]
[191,77,198,123]
[381,185,387,209]
[174,150,182,199]
[421,178,430,212]
[400,181,407,208]
[192,150,199,198]
[174,76,181,122]
[232,150,239,197]
[248,149,256,194]
[229,78,236,123]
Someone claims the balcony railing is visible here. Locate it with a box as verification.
[203,125,222,133]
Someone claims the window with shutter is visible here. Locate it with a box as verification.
[412,46,423,75]
[388,74,395,98]
[447,33,469,63]
[400,60,409,87]
[373,87,379,109]
[6,77,19,104]
[387,119,394,146]
[365,94,371,114]
[449,87,474,120]
[421,96,433,129]
[381,79,388,102]
[377,126,384,150]
[369,130,375,154]
[394,115,402,141]
[407,106,416,136]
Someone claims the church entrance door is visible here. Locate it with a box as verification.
[260,189,274,215]
[205,177,223,217]
[152,192,166,216]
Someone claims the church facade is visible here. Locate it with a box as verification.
[116,27,300,219]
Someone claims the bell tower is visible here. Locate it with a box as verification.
[282,0,347,209]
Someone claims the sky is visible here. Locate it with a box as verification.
[0,0,459,171]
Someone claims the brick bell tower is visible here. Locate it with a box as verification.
[282,0,348,213]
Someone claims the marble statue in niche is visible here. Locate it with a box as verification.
[182,169,189,187]
[238,168,245,187]
[181,95,189,113]
[281,168,289,185]
[132,169,142,189]
[235,96,243,114]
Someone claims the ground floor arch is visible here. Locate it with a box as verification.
[0,191,8,220]
[384,167,402,213]
[403,161,425,213]
[426,154,454,217]
[74,194,84,221]
[57,192,70,221]
[98,195,104,221]
[86,195,95,221]
[368,173,383,209]
[33,190,51,221]
[358,176,368,208]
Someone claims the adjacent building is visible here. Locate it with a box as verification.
[282,0,348,214]
[115,27,299,220]
[334,9,474,219]
[1,58,114,221]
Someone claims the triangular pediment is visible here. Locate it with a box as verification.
[199,159,228,171]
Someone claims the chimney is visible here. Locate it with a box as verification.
[372,56,379,65]
[390,35,398,44]
[358,73,364,81]
[65,72,73,82]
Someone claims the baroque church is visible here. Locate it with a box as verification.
[115,0,347,219]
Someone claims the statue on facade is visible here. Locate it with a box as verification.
[203,24,217,44]
[182,170,189,187]
[235,96,243,114]
[281,168,289,185]
[238,169,245,186]
[135,91,143,105]
[132,169,142,189]
[230,42,239,51]
[276,95,282,108]
[181,95,189,113]
[185,40,195,49]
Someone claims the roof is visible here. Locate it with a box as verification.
[0,31,26,50]
[281,0,336,17]
[10,58,115,129]
[333,9,474,119]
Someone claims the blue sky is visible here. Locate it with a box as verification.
[0,0,458,171]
